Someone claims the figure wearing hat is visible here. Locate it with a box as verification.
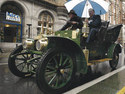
[60,10,83,30]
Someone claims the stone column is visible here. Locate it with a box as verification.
[54,6,68,31]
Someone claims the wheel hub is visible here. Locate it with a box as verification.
[60,69,65,74]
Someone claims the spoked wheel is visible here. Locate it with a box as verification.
[109,49,119,70]
[8,45,39,78]
[36,49,76,94]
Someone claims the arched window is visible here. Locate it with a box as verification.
[38,12,54,35]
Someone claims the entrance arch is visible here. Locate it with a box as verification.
[0,1,25,43]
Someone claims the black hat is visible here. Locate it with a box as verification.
[68,10,77,15]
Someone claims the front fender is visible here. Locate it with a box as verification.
[47,36,88,74]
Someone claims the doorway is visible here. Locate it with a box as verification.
[4,26,17,42]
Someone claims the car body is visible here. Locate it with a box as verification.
[8,23,123,94]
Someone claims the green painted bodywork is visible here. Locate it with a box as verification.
[28,50,43,55]
[107,43,122,58]
[107,43,117,58]
[55,30,81,46]
[47,30,88,74]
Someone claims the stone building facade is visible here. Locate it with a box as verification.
[0,0,124,49]
[101,0,122,25]
[0,0,68,49]
[122,1,125,46]
[101,0,125,46]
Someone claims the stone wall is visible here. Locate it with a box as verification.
[0,0,68,48]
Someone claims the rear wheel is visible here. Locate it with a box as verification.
[8,45,38,77]
[109,49,119,70]
[36,49,76,94]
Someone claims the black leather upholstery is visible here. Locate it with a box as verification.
[97,21,109,42]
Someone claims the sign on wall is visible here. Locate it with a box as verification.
[6,12,20,22]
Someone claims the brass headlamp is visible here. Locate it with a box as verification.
[23,39,34,49]
[36,38,48,51]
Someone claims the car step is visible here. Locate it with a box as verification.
[87,58,112,66]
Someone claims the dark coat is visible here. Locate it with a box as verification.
[86,15,102,43]
[88,15,101,30]
[61,16,83,30]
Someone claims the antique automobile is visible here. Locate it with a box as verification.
[8,22,122,94]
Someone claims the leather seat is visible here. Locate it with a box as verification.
[97,21,109,42]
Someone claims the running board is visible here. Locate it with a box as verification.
[87,58,112,66]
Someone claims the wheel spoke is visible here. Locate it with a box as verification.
[48,74,57,85]
[53,57,59,67]
[55,76,59,87]
[46,66,56,71]
[27,64,34,72]
[62,57,69,66]
[26,54,28,58]
[22,54,27,59]
[30,64,36,69]
[28,64,36,73]
[59,53,63,66]
[63,59,72,68]
[16,61,25,67]
[45,70,57,76]
[15,57,25,61]
[20,63,27,71]
[65,64,72,69]
[27,64,30,72]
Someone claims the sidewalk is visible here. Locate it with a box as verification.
[78,66,125,94]
[64,66,125,94]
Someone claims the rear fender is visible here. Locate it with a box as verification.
[107,43,122,58]
[47,36,88,74]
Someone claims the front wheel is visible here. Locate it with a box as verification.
[36,49,76,94]
[8,45,38,78]
[109,49,119,70]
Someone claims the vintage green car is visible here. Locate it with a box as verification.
[8,22,122,94]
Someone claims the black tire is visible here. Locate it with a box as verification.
[109,48,119,70]
[36,49,76,94]
[8,45,37,78]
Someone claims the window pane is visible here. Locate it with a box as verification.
[38,12,53,35]
[43,22,46,27]
[49,24,51,28]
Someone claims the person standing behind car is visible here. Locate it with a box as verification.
[86,8,102,43]
[60,10,83,30]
